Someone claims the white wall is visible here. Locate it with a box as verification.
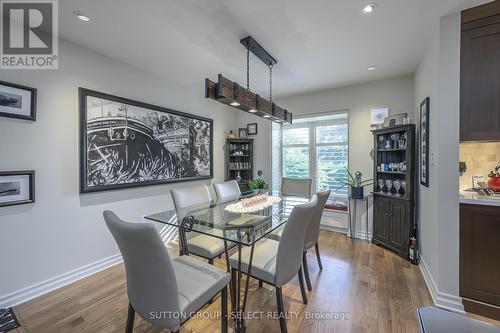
[237,75,415,234]
[414,13,463,312]
[0,40,237,306]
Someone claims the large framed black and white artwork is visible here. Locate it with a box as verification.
[0,171,35,207]
[79,88,213,193]
[0,81,37,121]
[420,97,430,187]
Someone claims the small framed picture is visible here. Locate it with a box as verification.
[371,108,389,128]
[0,171,35,207]
[0,81,37,121]
[247,123,258,135]
[238,128,248,138]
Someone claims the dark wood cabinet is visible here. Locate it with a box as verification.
[389,200,407,250]
[460,203,500,320]
[374,196,390,243]
[372,125,415,259]
[225,138,254,191]
[460,2,500,141]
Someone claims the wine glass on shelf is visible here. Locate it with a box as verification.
[378,135,385,149]
[394,179,401,196]
[378,179,385,193]
[386,180,393,195]
[401,180,407,197]
[390,133,398,149]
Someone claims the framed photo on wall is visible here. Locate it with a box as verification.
[420,97,430,187]
[0,171,35,207]
[0,81,37,121]
[79,88,213,193]
[247,123,258,135]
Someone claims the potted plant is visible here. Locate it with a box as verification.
[249,170,268,190]
[337,168,372,199]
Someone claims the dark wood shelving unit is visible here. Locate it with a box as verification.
[372,124,416,259]
[225,138,254,191]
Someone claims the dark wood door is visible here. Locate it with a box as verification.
[373,196,390,244]
[460,13,500,141]
[460,204,500,309]
[389,200,407,250]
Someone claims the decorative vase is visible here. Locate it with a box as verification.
[351,186,364,199]
[236,172,242,183]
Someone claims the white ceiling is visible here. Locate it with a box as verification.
[59,0,491,98]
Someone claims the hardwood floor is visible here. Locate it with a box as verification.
[11,231,433,333]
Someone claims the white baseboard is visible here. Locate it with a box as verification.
[419,256,465,313]
[0,253,123,308]
[320,224,372,241]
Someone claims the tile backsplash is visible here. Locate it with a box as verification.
[459,142,500,189]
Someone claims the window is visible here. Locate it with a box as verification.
[276,112,349,198]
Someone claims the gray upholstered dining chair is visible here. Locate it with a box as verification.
[228,195,319,333]
[280,177,312,198]
[171,184,228,264]
[103,211,230,333]
[301,189,330,291]
[213,180,241,204]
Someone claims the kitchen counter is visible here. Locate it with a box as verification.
[459,191,500,207]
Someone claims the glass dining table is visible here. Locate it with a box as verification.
[144,191,309,333]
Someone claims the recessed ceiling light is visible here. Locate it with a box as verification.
[368,66,377,71]
[249,109,257,113]
[73,11,91,22]
[230,102,240,107]
[263,115,271,118]
[362,4,377,14]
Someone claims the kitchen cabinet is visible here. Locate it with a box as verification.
[372,125,415,259]
[460,2,500,141]
[460,203,500,320]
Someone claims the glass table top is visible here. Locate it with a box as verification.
[144,193,309,246]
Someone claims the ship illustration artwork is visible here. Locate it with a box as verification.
[86,104,188,187]
[0,93,20,107]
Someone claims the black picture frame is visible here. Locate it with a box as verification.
[0,80,37,121]
[238,128,248,138]
[0,170,35,207]
[420,97,430,187]
[247,123,258,135]
[79,88,213,193]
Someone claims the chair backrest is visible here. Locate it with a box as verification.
[275,195,318,287]
[281,177,312,198]
[103,211,180,331]
[213,180,241,204]
[304,190,331,250]
[171,183,213,219]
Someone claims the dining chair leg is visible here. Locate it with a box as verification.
[302,251,312,291]
[298,267,308,305]
[314,242,323,270]
[231,269,237,313]
[125,302,135,333]
[275,287,288,333]
[221,286,228,333]
[208,258,214,265]
[258,280,263,288]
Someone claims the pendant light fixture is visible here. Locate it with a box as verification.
[205,36,292,124]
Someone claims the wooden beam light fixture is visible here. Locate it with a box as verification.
[205,36,292,124]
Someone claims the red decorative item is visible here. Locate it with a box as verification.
[487,174,500,191]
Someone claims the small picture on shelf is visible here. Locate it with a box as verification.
[371,108,389,129]
[238,128,248,138]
